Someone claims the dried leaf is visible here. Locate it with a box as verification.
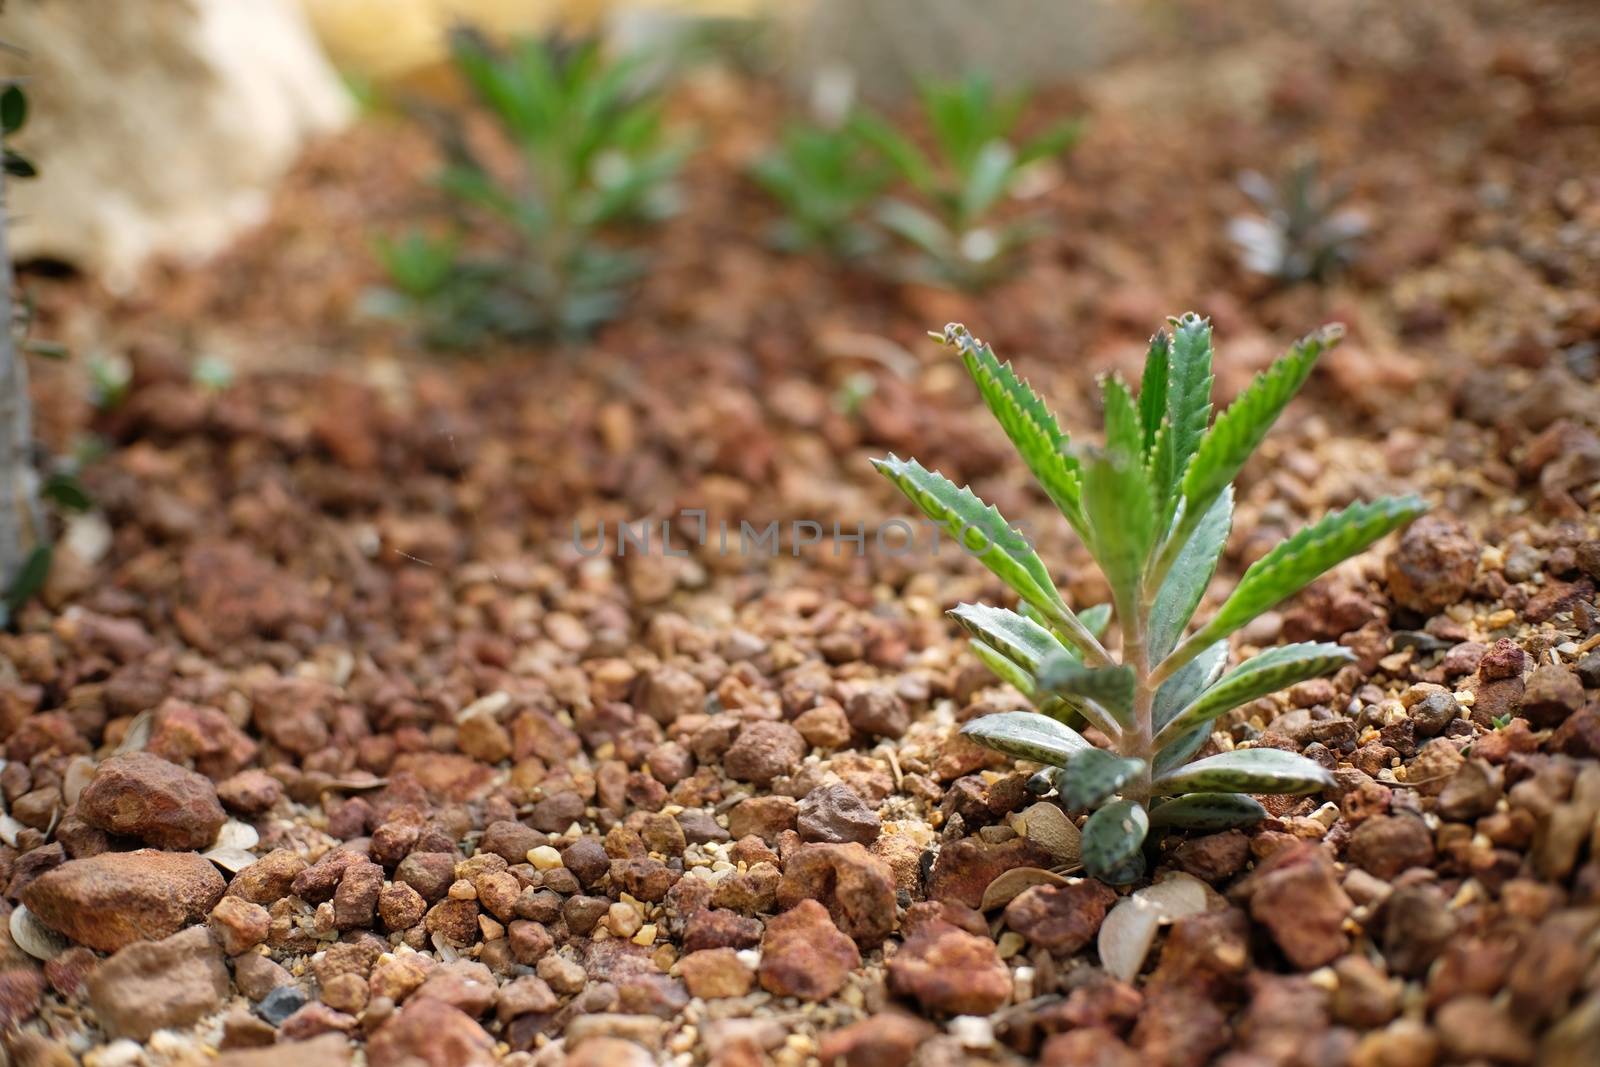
[978,866,1071,912]
[1013,802,1082,864]
[114,710,153,755]
[1136,872,1212,922]
[10,904,68,961]
[1098,895,1161,981]
[213,819,259,852]
[203,846,260,874]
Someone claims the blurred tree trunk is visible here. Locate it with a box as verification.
[0,151,40,594]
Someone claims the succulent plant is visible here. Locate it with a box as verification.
[1228,157,1368,285]
[749,120,890,258]
[873,315,1426,883]
[375,30,691,346]
[851,73,1081,290]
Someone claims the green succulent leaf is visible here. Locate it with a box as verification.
[967,640,1037,693]
[1137,330,1171,455]
[1153,724,1212,777]
[1078,448,1156,616]
[1153,747,1334,796]
[1166,495,1428,674]
[945,324,1083,529]
[1058,748,1145,811]
[1081,799,1149,884]
[1161,313,1215,505]
[950,603,1068,674]
[1101,375,1144,462]
[1076,603,1114,640]
[872,452,1067,607]
[1153,640,1229,731]
[961,710,1093,767]
[1148,792,1268,830]
[1156,642,1355,746]
[1180,325,1339,525]
[1037,654,1135,730]
[1148,487,1233,660]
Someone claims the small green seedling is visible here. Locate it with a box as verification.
[874,315,1426,883]
[749,121,889,257]
[852,73,1081,289]
[377,30,691,345]
[1228,157,1367,285]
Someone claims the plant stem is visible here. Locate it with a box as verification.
[1119,584,1155,805]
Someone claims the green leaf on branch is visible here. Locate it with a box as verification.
[1137,330,1170,455]
[872,453,1068,613]
[1078,448,1156,614]
[1153,747,1334,796]
[945,324,1083,528]
[1157,642,1355,746]
[1162,312,1215,501]
[1181,325,1339,522]
[1148,488,1233,660]
[1153,640,1228,731]
[1058,748,1144,811]
[1037,653,1135,730]
[1082,799,1149,884]
[1148,792,1268,830]
[1175,495,1428,662]
[961,711,1093,766]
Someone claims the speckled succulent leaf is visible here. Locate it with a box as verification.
[961,710,1093,766]
[1156,642,1355,746]
[871,454,1074,623]
[968,640,1039,695]
[1152,724,1211,777]
[1058,748,1145,811]
[1138,330,1171,455]
[1180,326,1338,526]
[1148,487,1233,660]
[1169,494,1428,674]
[1153,747,1335,796]
[1153,640,1229,732]
[1037,653,1136,728]
[1079,448,1156,615]
[947,324,1084,529]
[1025,602,1112,645]
[950,603,1070,675]
[1082,799,1149,884]
[1163,313,1215,499]
[1148,792,1268,830]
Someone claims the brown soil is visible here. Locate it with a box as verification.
[4,2,1600,1065]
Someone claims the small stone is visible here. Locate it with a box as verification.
[757,900,860,1001]
[1436,996,1534,1065]
[927,836,1057,909]
[413,960,496,1017]
[332,861,384,930]
[683,909,762,953]
[216,769,284,815]
[77,751,227,850]
[494,975,557,1023]
[234,952,294,1001]
[226,848,308,905]
[1521,663,1585,727]
[727,796,797,842]
[87,925,229,1040]
[1171,830,1250,883]
[793,702,852,750]
[257,984,309,1025]
[378,881,426,931]
[1480,638,1529,680]
[1347,814,1435,879]
[209,896,270,955]
[1238,843,1352,969]
[1437,760,1502,820]
[565,1038,655,1067]
[1040,1029,1141,1067]
[321,972,369,1015]
[797,783,881,845]
[1381,884,1455,977]
[1004,880,1119,954]
[844,687,909,739]
[639,667,706,725]
[1408,690,1461,736]
[217,1033,351,1067]
[22,849,226,952]
[395,852,457,902]
[678,948,754,998]
[776,842,897,947]
[887,919,1012,1015]
[1331,956,1399,1028]
[723,722,807,785]
[367,998,494,1067]
[818,1013,936,1067]
[1385,514,1480,614]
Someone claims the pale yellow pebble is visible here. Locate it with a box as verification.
[632,923,657,946]
[528,845,564,870]
[448,879,478,901]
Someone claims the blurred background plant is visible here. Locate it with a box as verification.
[852,74,1082,290]
[371,29,692,346]
[1227,155,1368,286]
[748,119,889,258]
